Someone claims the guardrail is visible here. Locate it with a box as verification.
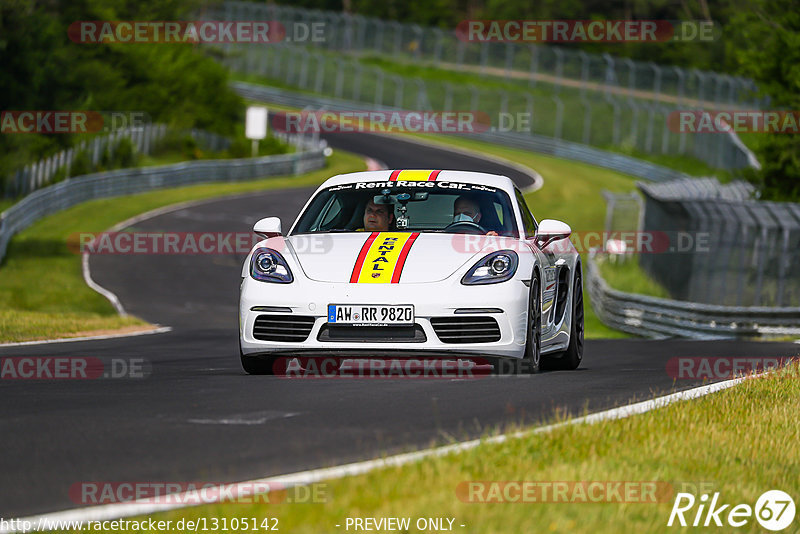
[233,82,693,183]
[585,252,800,339]
[4,125,234,199]
[0,150,326,263]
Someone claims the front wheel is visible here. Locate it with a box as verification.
[522,274,542,374]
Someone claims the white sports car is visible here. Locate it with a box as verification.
[239,169,583,375]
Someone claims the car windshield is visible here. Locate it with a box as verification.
[291,181,519,236]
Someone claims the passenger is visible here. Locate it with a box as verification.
[453,196,498,236]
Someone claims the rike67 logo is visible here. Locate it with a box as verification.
[668,490,796,531]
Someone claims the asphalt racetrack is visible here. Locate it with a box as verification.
[1,133,798,518]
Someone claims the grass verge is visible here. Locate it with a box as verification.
[101,363,800,534]
[0,151,366,343]
[595,256,671,299]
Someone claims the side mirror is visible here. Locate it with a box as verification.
[253,217,282,238]
[535,219,571,248]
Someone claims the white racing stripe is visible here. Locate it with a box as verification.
[0,377,748,532]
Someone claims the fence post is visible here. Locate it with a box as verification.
[393,75,404,108]
[352,63,363,102]
[432,28,444,65]
[373,67,384,107]
[552,94,564,139]
[504,42,514,78]
[314,52,325,94]
[334,58,345,98]
[553,48,565,88]
[649,62,662,103]
[528,45,538,87]
[391,21,402,57]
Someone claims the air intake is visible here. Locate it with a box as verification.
[430,317,501,343]
[253,314,315,342]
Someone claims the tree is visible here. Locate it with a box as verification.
[726,0,800,200]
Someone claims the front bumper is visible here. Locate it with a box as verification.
[239,275,530,360]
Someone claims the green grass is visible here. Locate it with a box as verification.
[94,362,800,534]
[0,151,366,342]
[0,199,14,212]
[596,256,671,299]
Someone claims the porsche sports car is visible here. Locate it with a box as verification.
[239,169,583,375]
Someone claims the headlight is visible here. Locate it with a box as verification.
[250,247,293,283]
[461,250,518,285]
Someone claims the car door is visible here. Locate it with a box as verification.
[514,188,558,338]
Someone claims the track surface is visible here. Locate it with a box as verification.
[1,133,797,518]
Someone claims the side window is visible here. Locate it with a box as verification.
[319,197,343,229]
[515,188,537,238]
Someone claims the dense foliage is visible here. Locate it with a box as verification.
[275,0,800,199]
[0,0,243,195]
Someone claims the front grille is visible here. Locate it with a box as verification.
[253,314,315,342]
[431,316,501,343]
[317,324,427,343]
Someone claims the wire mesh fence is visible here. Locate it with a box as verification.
[209,1,767,111]
[220,43,756,171]
[637,179,800,307]
[233,82,695,183]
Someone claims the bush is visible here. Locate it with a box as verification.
[227,134,289,159]
[227,137,251,159]
[152,131,200,160]
[69,150,92,177]
[113,138,136,168]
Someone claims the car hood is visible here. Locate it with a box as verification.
[285,232,519,283]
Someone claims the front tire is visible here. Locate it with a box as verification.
[240,342,276,375]
[523,274,542,374]
[545,271,584,370]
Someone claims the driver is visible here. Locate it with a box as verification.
[453,196,498,236]
[360,198,395,232]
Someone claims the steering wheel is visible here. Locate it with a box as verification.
[444,221,488,234]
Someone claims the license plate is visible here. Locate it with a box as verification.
[327,304,414,326]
